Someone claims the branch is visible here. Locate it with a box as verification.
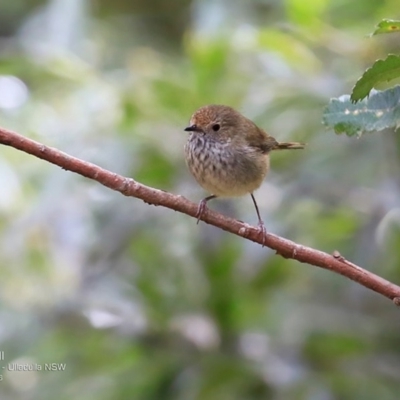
[1,126,400,304]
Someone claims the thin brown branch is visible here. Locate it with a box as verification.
[1,126,400,303]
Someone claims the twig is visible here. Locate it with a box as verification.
[1,126,400,303]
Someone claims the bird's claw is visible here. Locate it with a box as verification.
[196,199,208,224]
[257,220,267,247]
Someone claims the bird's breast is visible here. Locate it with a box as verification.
[185,134,269,197]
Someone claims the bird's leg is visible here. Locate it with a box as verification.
[196,195,217,224]
[251,193,267,246]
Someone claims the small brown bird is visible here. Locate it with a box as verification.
[184,104,305,243]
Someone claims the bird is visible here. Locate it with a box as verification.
[184,104,305,244]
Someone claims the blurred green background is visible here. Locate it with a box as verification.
[0,0,400,399]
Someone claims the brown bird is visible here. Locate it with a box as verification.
[184,104,305,243]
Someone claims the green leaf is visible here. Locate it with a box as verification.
[322,86,400,136]
[351,55,400,102]
[370,19,400,36]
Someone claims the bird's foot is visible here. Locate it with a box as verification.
[195,195,216,224]
[257,220,267,247]
[196,198,208,224]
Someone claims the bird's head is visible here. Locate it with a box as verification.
[184,104,241,138]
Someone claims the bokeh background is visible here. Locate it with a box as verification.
[1,0,400,399]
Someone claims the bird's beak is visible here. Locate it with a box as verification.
[184,125,197,132]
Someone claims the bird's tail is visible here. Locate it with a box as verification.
[273,142,306,150]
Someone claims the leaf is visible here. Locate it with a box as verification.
[370,19,400,36]
[322,86,400,136]
[351,55,400,102]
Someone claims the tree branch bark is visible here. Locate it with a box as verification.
[1,126,400,304]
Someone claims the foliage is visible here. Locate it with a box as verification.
[370,19,400,35]
[351,55,400,102]
[323,87,400,135]
[323,19,400,136]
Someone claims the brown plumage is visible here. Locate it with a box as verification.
[184,104,305,243]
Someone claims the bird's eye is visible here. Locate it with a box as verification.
[212,124,220,132]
